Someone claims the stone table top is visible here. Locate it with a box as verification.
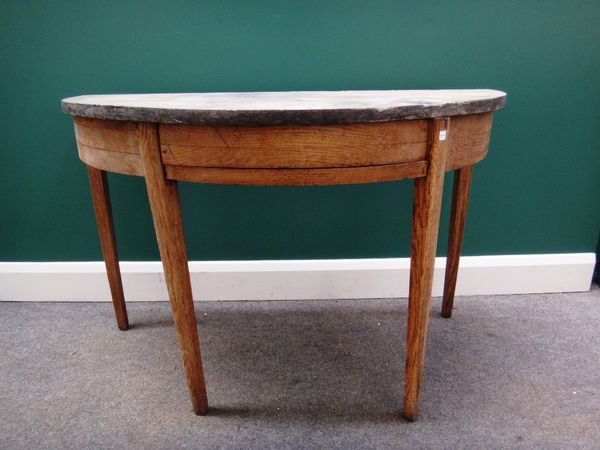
[62,89,506,126]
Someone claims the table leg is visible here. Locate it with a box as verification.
[87,166,129,331]
[137,122,209,415]
[441,165,474,318]
[403,118,449,421]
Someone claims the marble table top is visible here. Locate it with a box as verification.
[62,89,506,125]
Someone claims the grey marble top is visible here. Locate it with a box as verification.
[62,90,506,125]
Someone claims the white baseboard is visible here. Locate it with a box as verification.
[0,253,595,302]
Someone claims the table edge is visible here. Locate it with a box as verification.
[61,93,506,126]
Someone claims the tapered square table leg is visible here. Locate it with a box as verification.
[441,165,474,318]
[87,166,129,331]
[403,118,449,421]
[137,122,209,415]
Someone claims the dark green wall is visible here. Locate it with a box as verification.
[1,1,599,261]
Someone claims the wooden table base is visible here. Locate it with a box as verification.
[84,119,473,420]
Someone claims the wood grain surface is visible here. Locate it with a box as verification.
[403,118,450,421]
[445,113,493,171]
[74,112,493,183]
[86,166,129,331]
[75,117,139,154]
[160,120,428,168]
[137,122,209,415]
[77,145,144,176]
[441,165,474,318]
[166,162,427,186]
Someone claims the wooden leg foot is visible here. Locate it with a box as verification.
[138,122,209,415]
[441,165,473,319]
[87,166,129,331]
[402,118,449,421]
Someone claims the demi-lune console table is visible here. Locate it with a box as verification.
[62,90,506,421]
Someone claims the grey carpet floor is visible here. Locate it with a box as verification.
[1,287,599,449]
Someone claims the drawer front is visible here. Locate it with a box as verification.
[159,120,429,169]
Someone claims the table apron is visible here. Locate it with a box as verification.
[73,113,492,184]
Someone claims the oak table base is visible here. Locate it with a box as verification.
[64,89,506,420]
